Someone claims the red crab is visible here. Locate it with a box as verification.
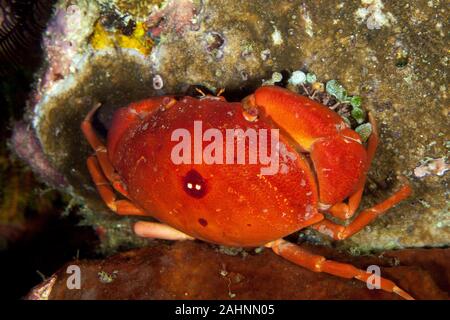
[82,85,413,299]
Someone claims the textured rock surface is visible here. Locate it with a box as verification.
[27,241,449,300]
[22,0,449,252]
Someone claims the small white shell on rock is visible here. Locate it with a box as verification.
[153,74,164,90]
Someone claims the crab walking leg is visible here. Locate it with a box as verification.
[266,239,414,300]
[313,184,412,240]
[327,113,380,220]
[87,156,145,215]
[87,156,192,239]
[327,192,363,220]
[81,103,129,197]
[134,221,195,241]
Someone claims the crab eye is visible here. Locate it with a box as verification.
[183,169,207,198]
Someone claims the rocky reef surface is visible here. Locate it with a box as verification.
[13,0,449,253]
[26,241,450,300]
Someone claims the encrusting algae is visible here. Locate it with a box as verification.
[90,20,153,55]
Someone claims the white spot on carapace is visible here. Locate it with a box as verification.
[278,142,298,162]
[343,136,362,144]
[279,163,289,174]
[303,204,315,220]
[318,202,332,211]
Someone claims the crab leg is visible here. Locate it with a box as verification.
[266,239,413,300]
[134,221,194,241]
[87,156,145,215]
[81,103,129,197]
[327,113,380,220]
[251,86,375,212]
[88,156,192,240]
[312,184,412,240]
[87,143,194,242]
[327,192,364,220]
[82,99,191,235]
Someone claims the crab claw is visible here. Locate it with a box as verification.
[247,85,368,205]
